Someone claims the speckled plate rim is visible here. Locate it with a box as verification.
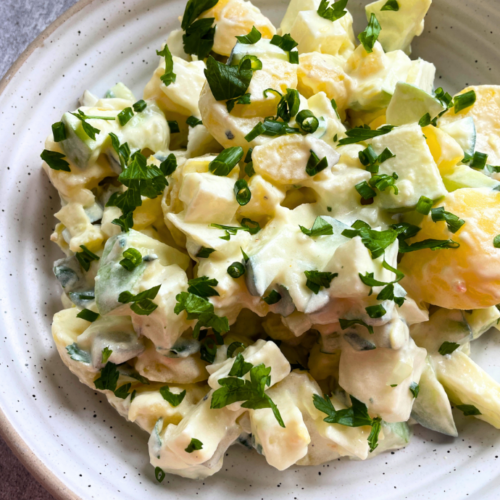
[0,3,94,498]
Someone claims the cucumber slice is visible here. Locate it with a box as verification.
[77,315,145,369]
[442,164,500,192]
[105,82,136,101]
[463,307,500,340]
[410,308,470,353]
[432,350,500,429]
[53,256,95,308]
[411,357,458,437]
[386,82,445,127]
[439,117,476,157]
[61,111,110,169]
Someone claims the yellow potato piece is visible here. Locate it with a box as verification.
[297,52,352,115]
[424,125,464,175]
[200,0,276,57]
[439,85,500,165]
[401,188,500,309]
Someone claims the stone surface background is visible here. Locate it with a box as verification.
[0,4,78,498]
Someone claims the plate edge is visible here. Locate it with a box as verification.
[0,1,96,498]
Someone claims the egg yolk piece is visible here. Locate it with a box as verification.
[401,188,500,310]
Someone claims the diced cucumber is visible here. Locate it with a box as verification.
[344,332,376,351]
[159,337,201,358]
[411,357,457,437]
[279,0,321,34]
[432,350,500,429]
[439,117,476,157]
[406,58,435,94]
[105,82,136,101]
[442,164,500,192]
[386,83,445,126]
[77,315,145,369]
[370,123,447,211]
[463,307,500,340]
[53,256,95,308]
[60,112,110,169]
[228,39,289,66]
[365,0,432,54]
[410,308,470,353]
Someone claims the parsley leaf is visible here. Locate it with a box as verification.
[76,309,100,322]
[157,45,176,86]
[416,195,433,215]
[410,382,420,398]
[494,235,500,248]
[187,276,220,298]
[185,438,204,453]
[52,122,67,142]
[313,393,382,452]
[66,343,91,364]
[226,93,251,113]
[355,181,376,200]
[101,347,113,364]
[304,270,338,294]
[438,341,460,356]
[183,18,216,59]
[211,359,285,427]
[41,150,71,172]
[109,133,131,171]
[118,285,161,316]
[365,304,387,319]
[94,362,120,392]
[160,153,178,176]
[317,0,349,22]
[160,386,186,407]
[456,404,481,416]
[269,33,299,63]
[205,55,253,101]
[229,353,253,377]
[358,14,381,53]
[358,145,395,173]
[174,292,229,338]
[181,0,218,30]
[381,0,399,11]
[342,221,398,259]
[299,217,334,237]
[76,245,100,272]
[196,247,216,258]
[339,319,374,335]
[70,110,101,140]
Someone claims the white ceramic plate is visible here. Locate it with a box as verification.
[2,0,500,498]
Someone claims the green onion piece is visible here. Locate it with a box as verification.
[304,270,338,294]
[186,116,203,127]
[355,180,376,200]
[209,147,244,176]
[456,404,481,416]
[431,207,465,234]
[365,304,387,319]
[289,51,299,64]
[160,153,178,176]
[236,26,262,44]
[470,151,488,169]
[454,90,476,114]
[52,122,67,142]
[155,467,166,483]
[305,150,329,176]
[118,107,134,127]
[168,120,180,133]
[119,247,143,271]
[41,150,70,172]
[76,309,99,322]
[227,262,245,278]
[296,110,319,134]
[263,290,282,305]
[239,55,263,71]
[133,100,147,113]
[438,341,460,356]
[196,247,216,258]
[494,235,500,248]
[234,179,252,205]
[381,0,399,10]
[227,342,245,358]
[416,195,433,215]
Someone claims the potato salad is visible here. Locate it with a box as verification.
[41,0,500,482]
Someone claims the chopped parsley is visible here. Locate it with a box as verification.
[187,276,220,298]
[399,238,460,253]
[306,150,329,176]
[381,0,399,10]
[183,18,216,60]
[168,120,180,133]
[41,150,71,172]
[339,318,374,335]
[76,245,100,272]
[299,216,334,237]
[245,119,300,142]
[456,404,481,416]
[205,55,253,101]
[117,107,134,127]
[358,145,395,173]
[101,347,113,364]
[313,393,382,452]
[304,270,338,294]
[160,153,178,176]
[76,309,100,322]
[409,382,420,398]
[358,14,381,53]
[118,285,161,316]
[438,341,460,356]
[317,0,349,22]
[186,116,203,127]
[196,247,216,258]
[263,290,282,305]
[211,219,261,240]
[269,33,299,63]
[342,220,398,259]
[226,93,251,113]
[210,355,285,427]
[185,438,204,453]
[160,386,186,407]
[365,304,387,319]
[236,26,262,44]
[52,122,67,142]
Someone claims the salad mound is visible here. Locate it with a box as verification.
[41,0,500,482]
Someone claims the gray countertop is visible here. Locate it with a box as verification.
[0,3,78,498]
